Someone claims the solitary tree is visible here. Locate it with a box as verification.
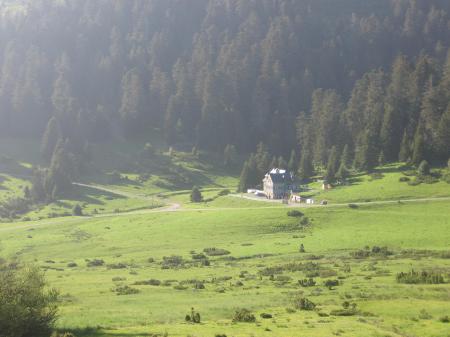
[417,160,430,176]
[0,263,59,337]
[72,204,83,216]
[190,186,203,203]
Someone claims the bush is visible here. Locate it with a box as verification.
[324,279,340,289]
[203,247,230,256]
[298,278,316,287]
[293,296,316,311]
[260,313,273,319]
[396,270,445,284]
[232,309,256,322]
[185,308,201,323]
[348,203,359,209]
[417,160,430,176]
[0,264,59,337]
[161,255,184,269]
[113,285,140,295]
[72,204,83,216]
[399,176,410,182]
[190,186,203,203]
[439,315,449,323]
[287,210,304,217]
[218,189,231,196]
[86,259,104,267]
[67,262,77,268]
[133,279,161,286]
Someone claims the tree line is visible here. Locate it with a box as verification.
[0,0,449,160]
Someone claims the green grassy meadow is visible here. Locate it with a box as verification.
[1,201,449,337]
[1,140,450,337]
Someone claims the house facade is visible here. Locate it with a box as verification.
[263,168,294,199]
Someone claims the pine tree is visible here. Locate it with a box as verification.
[288,150,297,173]
[325,146,338,182]
[336,162,349,180]
[298,150,313,180]
[41,117,61,161]
[436,106,450,160]
[270,156,278,169]
[238,161,251,192]
[340,144,352,169]
[417,160,430,176]
[412,124,426,166]
[398,130,411,163]
[190,186,203,203]
[223,144,237,167]
[378,151,386,166]
[278,156,287,169]
[354,130,378,172]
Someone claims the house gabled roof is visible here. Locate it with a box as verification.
[265,168,293,184]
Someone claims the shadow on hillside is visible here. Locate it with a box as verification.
[68,185,126,206]
[374,164,411,174]
[63,327,155,337]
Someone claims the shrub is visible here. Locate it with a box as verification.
[190,186,203,203]
[0,264,59,337]
[287,210,304,217]
[260,313,273,319]
[113,285,140,295]
[417,160,430,176]
[348,203,359,209]
[203,247,230,256]
[218,189,231,196]
[324,279,340,289]
[439,315,449,323]
[186,308,201,323]
[86,259,104,267]
[161,255,184,269]
[107,263,128,269]
[298,278,316,287]
[67,262,77,268]
[399,176,410,182]
[72,204,83,216]
[396,270,445,284]
[232,309,256,323]
[133,279,161,286]
[293,296,316,311]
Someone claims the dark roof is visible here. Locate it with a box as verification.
[269,171,293,184]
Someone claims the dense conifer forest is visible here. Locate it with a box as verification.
[1,0,449,171]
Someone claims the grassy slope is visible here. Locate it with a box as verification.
[1,139,450,336]
[1,201,449,337]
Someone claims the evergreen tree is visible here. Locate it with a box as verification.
[412,124,426,166]
[298,150,313,180]
[378,151,386,166]
[417,160,430,176]
[41,117,60,161]
[354,130,378,172]
[340,144,352,169]
[278,156,287,169]
[325,146,339,182]
[238,161,251,193]
[436,106,450,160]
[399,130,412,162]
[288,150,297,173]
[190,186,203,203]
[270,156,278,170]
[223,144,237,167]
[336,162,349,180]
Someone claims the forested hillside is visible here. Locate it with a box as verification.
[1,0,449,164]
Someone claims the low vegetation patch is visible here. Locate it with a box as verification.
[232,309,256,323]
[396,270,446,284]
[203,247,230,256]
